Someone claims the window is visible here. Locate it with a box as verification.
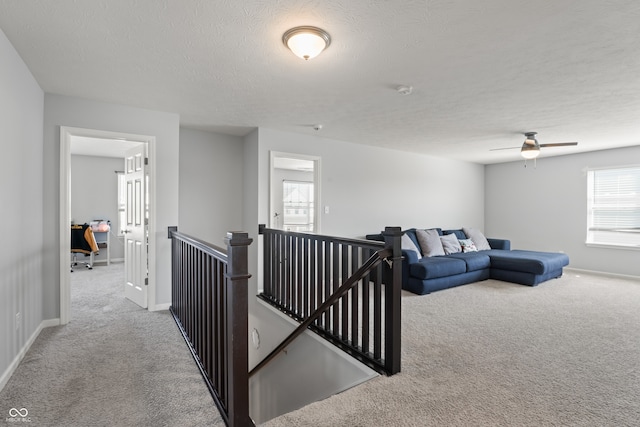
[117,172,126,237]
[282,180,314,232]
[587,166,640,248]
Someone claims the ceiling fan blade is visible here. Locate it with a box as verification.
[539,142,578,147]
[489,146,520,151]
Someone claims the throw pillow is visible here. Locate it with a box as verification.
[440,233,462,255]
[416,228,445,257]
[463,227,492,251]
[401,233,422,260]
[459,238,478,253]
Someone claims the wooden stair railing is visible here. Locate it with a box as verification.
[169,228,254,427]
[254,225,402,377]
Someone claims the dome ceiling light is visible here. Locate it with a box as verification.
[282,26,331,60]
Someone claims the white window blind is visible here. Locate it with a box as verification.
[282,180,314,232]
[117,172,126,237]
[587,166,640,247]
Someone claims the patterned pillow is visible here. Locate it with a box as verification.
[459,239,478,253]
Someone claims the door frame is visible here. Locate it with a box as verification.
[269,151,321,233]
[59,126,157,325]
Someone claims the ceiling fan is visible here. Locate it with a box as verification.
[491,132,578,162]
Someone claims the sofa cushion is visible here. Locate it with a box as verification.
[487,238,511,251]
[440,233,462,255]
[401,233,422,260]
[463,227,492,251]
[488,250,570,275]
[409,256,467,279]
[416,229,445,257]
[447,252,491,272]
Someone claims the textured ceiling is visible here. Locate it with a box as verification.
[1,0,639,164]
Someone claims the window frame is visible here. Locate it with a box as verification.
[282,179,315,232]
[586,165,640,250]
[116,171,126,237]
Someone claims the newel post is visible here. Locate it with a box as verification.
[383,226,402,375]
[225,231,254,427]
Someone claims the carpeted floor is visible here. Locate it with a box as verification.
[0,262,224,427]
[266,271,640,427]
[2,265,639,426]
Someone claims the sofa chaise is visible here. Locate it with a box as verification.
[366,227,569,295]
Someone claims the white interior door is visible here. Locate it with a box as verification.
[123,144,148,308]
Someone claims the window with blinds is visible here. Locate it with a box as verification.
[586,166,640,248]
[282,180,314,232]
[117,172,126,237]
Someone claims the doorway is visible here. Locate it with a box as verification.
[60,127,156,324]
[269,152,321,233]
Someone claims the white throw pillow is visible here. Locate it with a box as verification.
[401,233,422,259]
[462,227,492,251]
[440,233,462,255]
[416,229,445,257]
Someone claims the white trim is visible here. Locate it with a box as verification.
[585,242,640,251]
[147,138,157,312]
[151,303,171,311]
[585,163,640,172]
[60,129,72,324]
[564,267,640,281]
[269,151,322,233]
[0,319,59,392]
[60,127,157,324]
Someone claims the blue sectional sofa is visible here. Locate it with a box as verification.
[366,227,569,295]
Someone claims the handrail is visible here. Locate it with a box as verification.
[257,223,385,250]
[169,228,254,427]
[170,229,228,260]
[249,247,392,377]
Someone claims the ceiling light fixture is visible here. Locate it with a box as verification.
[283,26,331,60]
[521,132,541,159]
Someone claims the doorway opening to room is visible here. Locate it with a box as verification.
[60,127,157,325]
[269,152,321,233]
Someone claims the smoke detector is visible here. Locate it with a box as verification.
[396,85,413,95]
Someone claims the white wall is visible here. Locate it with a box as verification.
[43,94,180,315]
[71,155,124,261]
[0,28,45,388]
[178,128,244,247]
[485,146,640,277]
[256,128,486,238]
[245,127,486,367]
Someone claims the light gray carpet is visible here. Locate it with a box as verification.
[3,265,640,426]
[266,271,640,427]
[0,262,224,426]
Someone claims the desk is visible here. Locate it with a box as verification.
[90,221,111,266]
[93,230,110,265]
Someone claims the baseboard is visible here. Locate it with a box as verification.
[150,302,171,311]
[564,267,640,281]
[0,318,60,392]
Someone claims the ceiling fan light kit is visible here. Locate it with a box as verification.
[521,132,541,159]
[490,132,578,166]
